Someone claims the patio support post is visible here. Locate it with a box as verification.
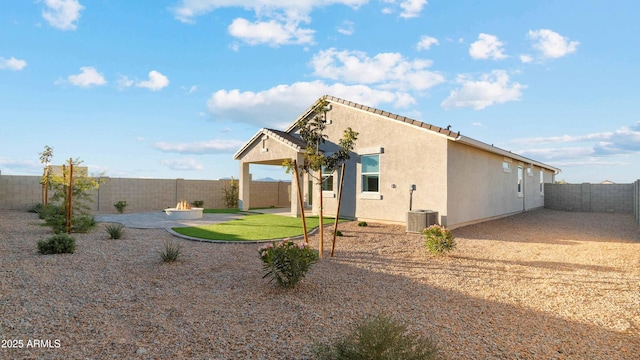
[239,162,251,211]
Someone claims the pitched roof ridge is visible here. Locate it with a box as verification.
[320,95,459,138]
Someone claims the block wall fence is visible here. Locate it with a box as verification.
[0,175,291,213]
[545,182,640,223]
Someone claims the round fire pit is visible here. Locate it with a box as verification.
[165,208,204,220]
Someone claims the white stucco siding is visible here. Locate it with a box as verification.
[446,141,525,228]
[315,101,450,224]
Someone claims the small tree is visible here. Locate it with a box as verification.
[222,177,239,208]
[39,145,54,206]
[284,96,358,258]
[48,158,103,233]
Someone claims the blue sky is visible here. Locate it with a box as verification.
[1,0,639,183]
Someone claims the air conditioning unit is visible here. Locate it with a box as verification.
[406,210,438,233]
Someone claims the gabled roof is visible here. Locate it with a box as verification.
[235,95,561,174]
[285,95,460,138]
[233,128,305,160]
[283,95,560,173]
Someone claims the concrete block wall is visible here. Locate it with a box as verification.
[545,183,635,213]
[635,180,640,225]
[0,175,291,212]
[0,175,43,210]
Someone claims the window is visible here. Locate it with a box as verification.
[362,155,379,192]
[527,167,533,177]
[517,166,523,197]
[322,166,334,192]
[539,170,544,195]
[502,161,511,173]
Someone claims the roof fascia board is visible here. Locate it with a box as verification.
[233,128,303,160]
[454,135,561,173]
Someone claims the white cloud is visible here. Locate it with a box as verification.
[528,29,579,59]
[311,48,444,91]
[59,66,106,87]
[469,33,508,60]
[228,17,314,46]
[41,0,84,30]
[160,158,204,171]
[381,0,428,18]
[0,56,27,71]
[336,20,354,35]
[116,75,134,89]
[511,122,640,162]
[416,35,438,51]
[136,70,169,91]
[154,139,246,154]
[471,122,483,127]
[172,0,367,46]
[398,0,428,18]
[0,158,40,175]
[441,70,525,110]
[207,80,411,128]
[519,54,533,63]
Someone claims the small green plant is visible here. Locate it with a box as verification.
[72,215,96,233]
[105,224,124,239]
[357,221,368,227]
[114,200,128,213]
[159,239,182,262]
[259,240,319,288]
[422,225,456,255]
[38,233,76,254]
[222,177,239,208]
[333,230,343,237]
[191,200,204,208]
[313,314,441,360]
[37,204,63,220]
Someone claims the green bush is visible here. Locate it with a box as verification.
[160,239,182,262]
[334,230,343,236]
[422,225,456,255]
[357,221,368,227]
[105,224,124,239]
[114,200,128,213]
[191,200,204,208]
[38,233,76,254]
[259,240,319,289]
[36,204,64,220]
[28,203,43,214]
[72,215,96,233]
[314,314,441,360]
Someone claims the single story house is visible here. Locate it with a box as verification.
[234,95,561,229]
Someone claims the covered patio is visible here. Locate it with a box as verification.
[233,128,314,217]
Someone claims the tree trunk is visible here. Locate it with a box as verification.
[292,160,309,244]
[330,163,346,257]
[318,169,324,258]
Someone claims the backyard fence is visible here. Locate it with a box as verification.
[635,180,640,225]
[545,181,639,217]
[0,175,290,213]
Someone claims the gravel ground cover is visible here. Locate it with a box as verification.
[1,209,638,359]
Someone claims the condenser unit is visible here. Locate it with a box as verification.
[406,210,438,233]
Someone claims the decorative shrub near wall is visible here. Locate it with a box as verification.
[422,225,456,255]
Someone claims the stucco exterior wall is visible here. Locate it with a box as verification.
[314,102,449,224]
[446,142,555,228]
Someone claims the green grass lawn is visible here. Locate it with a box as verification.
[172,213,345,241]
[203,208,243,214]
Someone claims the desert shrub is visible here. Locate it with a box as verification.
[222,177,239,208]
[357,221,368,227]
[422,225,456,255]
[334,230,343,236]
[37,204,64,220]
[114,200,128,213]
[38,233,76,254]
[313,314,441,360]
[72,215,96,233]
[259,240,319,289]
[160,239,182,262]
[28,203,44,214]
[191,200,204,208]
[105,224,124,239]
